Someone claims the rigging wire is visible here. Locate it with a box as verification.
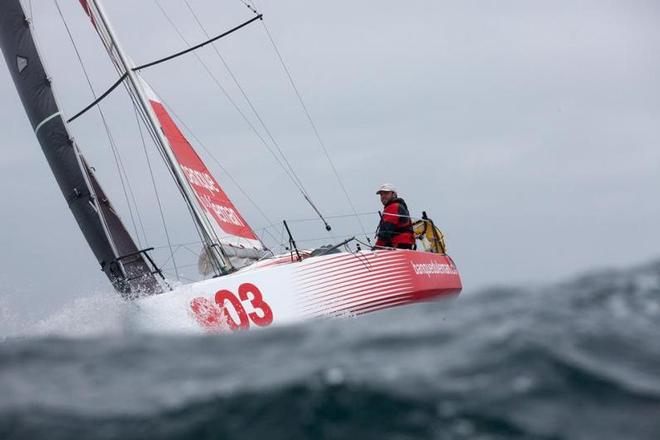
[182,0,330,240]
[183,1,307,196]
[261,17,368,237]
[96,47,205,276]
[280,211,379,224]
[157,244,180,271]
[133,104,181,280]
[154,96,282,246]
[154,0,331,231]
[152,1,297,188]
[28,2,129,268]
[127,38,281,252]
[54,0,147,246]
[244,0,369,239]
[133,13,263,72]
[66,73,127,123]
[127,84,215,276]
[71,0,227,276]
[180,243,204,259]
[247,208,380,252]
[152,240,199,251]
[237,0,258,15]
[103,38,222,273]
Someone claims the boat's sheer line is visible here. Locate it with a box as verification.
[55,0,147,247]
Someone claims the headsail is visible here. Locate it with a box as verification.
[78,0,266,268]
[144,83,262,251]
[0,0,162,297]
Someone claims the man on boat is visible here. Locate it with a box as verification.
[375,183,415,249]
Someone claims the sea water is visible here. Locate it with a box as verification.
[1,260,659,440]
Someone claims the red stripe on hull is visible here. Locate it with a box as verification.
[294,250,461,318]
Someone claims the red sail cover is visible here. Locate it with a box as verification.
[79,0,262,251]
[144,81,262,249]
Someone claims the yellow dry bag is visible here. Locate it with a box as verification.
[413,214,447,254]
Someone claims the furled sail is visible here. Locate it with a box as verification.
[79,0,266,268]
[0,0,162,297]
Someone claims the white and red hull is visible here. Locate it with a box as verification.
[135,249,462,333]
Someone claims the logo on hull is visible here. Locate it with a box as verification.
[410,261,458,276]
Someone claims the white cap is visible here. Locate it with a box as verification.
[376,183,397,194]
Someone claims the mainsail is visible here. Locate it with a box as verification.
[79,0,266,270]
[0,0,162,297]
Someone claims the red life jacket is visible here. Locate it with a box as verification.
[376,198,415,248]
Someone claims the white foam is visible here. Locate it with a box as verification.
[0,296,20,340]
[28,292,131,338]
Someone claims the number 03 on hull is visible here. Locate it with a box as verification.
[136,249,462,332]
[0,0,462,333]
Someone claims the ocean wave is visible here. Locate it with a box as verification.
[1,259,659,439]
[0,381,560,440]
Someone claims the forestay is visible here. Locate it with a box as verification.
[78,0,267,269]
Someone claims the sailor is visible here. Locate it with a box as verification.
[375,183,415,249]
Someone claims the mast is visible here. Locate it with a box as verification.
[87,0,231,274]
[0,0,163,297]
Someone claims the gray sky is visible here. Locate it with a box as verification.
[1,0,659,315]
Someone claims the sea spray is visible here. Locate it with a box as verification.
[27,292,129,338]
[0,259,659,439]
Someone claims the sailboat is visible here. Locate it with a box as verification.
[0,0,461,332]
